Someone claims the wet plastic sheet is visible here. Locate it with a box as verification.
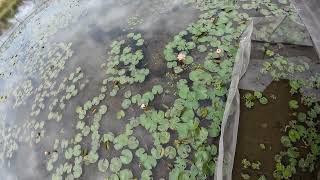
[291,0,320,59]
[215,20,253,180]
[251,15,313,46]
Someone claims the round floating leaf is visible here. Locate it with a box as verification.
[124,91,132,98]
[88,152,99,163]
[151,146,164,159]
[98,159,109,172]
[122,99,132,109]
[109,174,120,180]
[197,45,207,52]
[127,33,134,38]
[159,131,170,144]
[119,169,133,180]
[84,101,92,111]
[99,105,108,114]
[259,97,268,105]
[177,144,191,159]
[117,110,126,119]
[297,112,306,122]
[120,149,133,164]
[65,147,73,160]
[136,39,144,46]
[103,132,115,142]
[254,91,262,99]
[152,85,163,95]
[82,126,90,136]
[184,56,193,64]
[73,165,82,178]
[135,148,145,157]
[75,133,82,143]
[289,100,299,109]
[73,145,81,157]
[141,170,152,180]
[165,146,176,159]
[128,136,139,149]
[110,157,122,172]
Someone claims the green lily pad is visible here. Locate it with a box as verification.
[197,45,207,52]
[120,149,133,164]
[110,157,122,173]
[103,132,115,142]
[98,159,109,172]
[65,147,73,160]
[259,97,268,105]
[128,136,139,149]
[165,146,176,159]
[152,85,163,95]
[177,144,191,159]
[141,170,152,180]
[151,145,164,159]
[109,174,120,180]
[73,145,81,157]
[119,169,133,180]
[117,110,125,119]
[122,99,132,109]
[159,131,170,144]
[73,165,82,178]
[124,90,132,98]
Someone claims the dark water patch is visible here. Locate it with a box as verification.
[233,80,318,180]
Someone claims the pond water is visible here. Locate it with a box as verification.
[0,0,319,180]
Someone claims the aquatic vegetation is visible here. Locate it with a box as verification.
[243,91,268,108]
[127,15,143,29]
[0,0,310,179]
[288,100,299,109]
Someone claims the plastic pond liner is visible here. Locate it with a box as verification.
[0,0,319,180]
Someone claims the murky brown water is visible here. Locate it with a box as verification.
[233,80,318,180]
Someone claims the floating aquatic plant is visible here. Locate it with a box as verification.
[98,159,109,172]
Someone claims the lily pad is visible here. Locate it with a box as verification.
[141,170,152,180]
[128,136,139,149]
[120,149,133,164]
[177,144,191,159]
[122,99,132,109]
[110,157,122,173]
[119,169,133,180]
[98,159,109,172]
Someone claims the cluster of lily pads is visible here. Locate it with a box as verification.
[240,159,265,180]
[119,84,163,119]
[243,91,268,108]
[127,16,144,29]
[102,32,149,97]
[240,0,291,16]
[260,53,309,81]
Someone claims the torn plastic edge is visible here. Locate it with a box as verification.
[215,20,253,180]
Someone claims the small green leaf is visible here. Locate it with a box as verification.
[120,149,133,164]
[98,159,109,172]
[289,100,299,109]
[259,97,268,105]
[141,170,152,180]
[119,169,133,180]
[165,146,176,159]
[110,157,122,173]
